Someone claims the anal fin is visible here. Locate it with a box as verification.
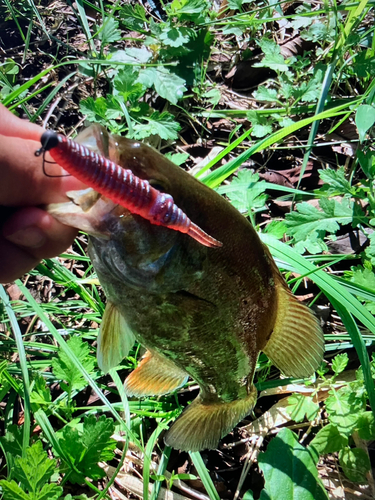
[97,302,135,373]
[263,283,324,378]
[125,351,188,397]
[164,386,257,452]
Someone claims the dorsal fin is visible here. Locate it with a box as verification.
[263,283,324,378]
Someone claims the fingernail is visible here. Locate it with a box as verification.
[5,226,46,248]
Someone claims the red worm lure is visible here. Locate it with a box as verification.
[35,130,222,249]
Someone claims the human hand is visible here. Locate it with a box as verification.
[0,104,84,283]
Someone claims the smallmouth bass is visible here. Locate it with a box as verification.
[47,125,324,451]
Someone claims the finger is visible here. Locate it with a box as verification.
[0,103,43,142]
[1,207,78,283]
[0,135,86,207]
[0,238,40,284]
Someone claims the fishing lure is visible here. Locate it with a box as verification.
[35,130,222,248]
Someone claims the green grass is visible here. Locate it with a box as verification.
[1,0,375,498]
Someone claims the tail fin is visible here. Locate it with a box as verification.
[164,386,257,452]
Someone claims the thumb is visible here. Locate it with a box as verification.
[1,207,78,283]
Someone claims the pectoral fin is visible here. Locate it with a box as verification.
[263,284,324,378]
[125,351,188,397]
[97,302,135,373]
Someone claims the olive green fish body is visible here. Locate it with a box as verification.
[47,125,324,451]
[89,232,272,404]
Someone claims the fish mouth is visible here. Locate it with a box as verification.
[74,124,110,158]
[46,125,130,237]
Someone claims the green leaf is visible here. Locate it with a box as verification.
[365,232,375,265]
[225,170,268,214]
[131,111,181,140]
[153,68,186,104]
[254,39,291,72]
[339,447,371,483]
[0,424,24,458]
[247,111,273,138]
[286,394,320,423]
[81,414,116,461]
[355,104,375,143]
[325,387,365,435]
[302,21,334,42]
[34,483,63,500]
[52,336,96,393]
[242,491,255,500]
[203,88,221,106]
[0,480,30,500]
[80,96,106,121]
[1,441,62,499]
[58,426,85,483]
[80,96,122,125]
[357,149,375,180]
[291,16,312,30]
[0,58,19,76]
[174,473,198,481]
[220,25,244,36]
[331,353,349,375]
[170,0,209,22]
[253,122,273,138]
[159,27,193,48]
[285,197,362,251]
[150,474,166,482]
[258,428,328,500]
[297,78,321,103]
[114,69,144,101]
[120,4,147,31]
[310,423,348,454]
[164,152,189,166]
[356,412,375,440]
[318,167,353,195]
[226,0,253,10]
[30,374,51,412]
[264,220,288,239]
[350,266,375,292]
[253,86,279,103]
[137,67,157,88]
[137,67,186,104]
[59,415,116,484]
[97,17,121,45]
[14,441,57,493]
[111,47,152,65]
[352,50,375,79]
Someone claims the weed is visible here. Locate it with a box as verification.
[1,1,375,499]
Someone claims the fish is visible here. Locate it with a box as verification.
[46,124,325,452]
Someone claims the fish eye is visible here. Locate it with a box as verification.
[149,179,167,192]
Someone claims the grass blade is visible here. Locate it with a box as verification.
[15,280,141,447]
[190,452,220,500]
[327,297,375,414]
[0,285,31,456]
[143,422,169,500]
[202,99,362,189]
[261,235,375,415]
